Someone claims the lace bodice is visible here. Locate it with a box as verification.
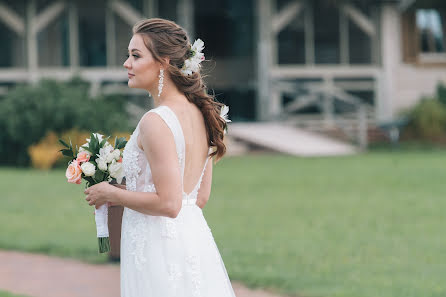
[122,105,210,200]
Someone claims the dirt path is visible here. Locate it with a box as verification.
[0,250,287,297]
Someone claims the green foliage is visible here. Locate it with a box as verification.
[437,83,446,106]
[0,291,29,297]
[404,98,446,140]
[0,78,131,166]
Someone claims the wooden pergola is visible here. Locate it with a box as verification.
[0,0,195,97]
[255,0,400,126]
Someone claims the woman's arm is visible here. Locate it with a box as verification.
[85,112,183,218]
[196,159,213,209]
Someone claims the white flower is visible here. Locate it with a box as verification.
[106,152,115,163]
[80,162,96,177]
[220,105,231,123]
[86,133,104,143]
[97,144,114,163]
[112,149,121,161]
[108,160,124,184]
[78,146,92,155]
[181,38,205,76]
[97,158,108,171]
[191,38,204,53]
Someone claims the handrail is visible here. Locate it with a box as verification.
[276,79,371,149]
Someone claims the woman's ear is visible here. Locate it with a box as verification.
[160,57,170,68]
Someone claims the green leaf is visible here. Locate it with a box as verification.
[94,170,105,182]
[61,149,74,158]
[83,176,95,187]
[58,139,70,148]
[115,137,128,149]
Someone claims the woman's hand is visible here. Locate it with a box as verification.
[84,182,120,209]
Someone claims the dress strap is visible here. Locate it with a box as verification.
[147,106,186,176]
[183,147,212,201]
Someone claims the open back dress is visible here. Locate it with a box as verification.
[120,105,236,297]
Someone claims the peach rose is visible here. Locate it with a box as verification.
[66,160,82,184]
[76,151,90,163]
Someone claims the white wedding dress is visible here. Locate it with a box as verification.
[120,105,236,297]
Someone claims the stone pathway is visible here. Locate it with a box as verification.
[0,250,288,297]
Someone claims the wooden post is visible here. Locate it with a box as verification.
[106,0,116,66]
[68,0,79,69]
[143,0,158,18]
[339,7,349,65]
[322,77,334,127]
[256,0,273,120]
[26,0,38,83]
[377,3,400,122]
[304,0,314,65]
[358,104,368,150]
[177,0,194,39]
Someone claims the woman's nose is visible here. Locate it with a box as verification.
[123,58,131,69]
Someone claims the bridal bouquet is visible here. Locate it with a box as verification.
[59,133,127,253]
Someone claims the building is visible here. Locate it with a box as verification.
[0,0,445,125]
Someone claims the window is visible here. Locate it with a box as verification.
[402,7,446,64]
[416,9,445,54]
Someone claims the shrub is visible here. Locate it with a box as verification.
[0,78,131,166]
[437,83,446,106]
[403,97,446,141]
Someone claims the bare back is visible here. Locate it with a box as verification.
[136,99,213,208]
[167,101,210,194]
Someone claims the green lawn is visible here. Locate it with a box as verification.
[0,291,28,297]
[1,152,446,297]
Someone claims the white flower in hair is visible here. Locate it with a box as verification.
[220,104,231,135]
[181,38,205,76]
[220,105,231,123]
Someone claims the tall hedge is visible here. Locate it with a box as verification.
[0,78,131,166]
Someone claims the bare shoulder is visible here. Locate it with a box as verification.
[138,111,169,139]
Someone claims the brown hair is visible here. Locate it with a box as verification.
[132,18,227,161]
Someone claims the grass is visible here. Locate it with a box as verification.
[0,291,29,297]
[1,151,446,297]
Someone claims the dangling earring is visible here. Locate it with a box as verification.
[158,69,164,97]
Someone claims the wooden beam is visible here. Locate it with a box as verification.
[0,67,128,82]
[284,94,319,113]
[341,3,376,37]
[339,8,349,65]
[177,0,194,39]
[256,0,273,120]
[111,0,144,27]
[272,0,302,34]
[26,0,38,82]
[371,5,380,65]
[0,2,25,36]
[399,0,416,11]
[68,0,79,67]
[32,1,66,35]
[143,0,158,18]
[271,65,380,79]
[106,0,116,66]
[304,1,314,65]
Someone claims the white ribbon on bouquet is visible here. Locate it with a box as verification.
[94,204,109,238]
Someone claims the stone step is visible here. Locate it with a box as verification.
[229,122,358,157]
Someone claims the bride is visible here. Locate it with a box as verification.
[84,18,236,297]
